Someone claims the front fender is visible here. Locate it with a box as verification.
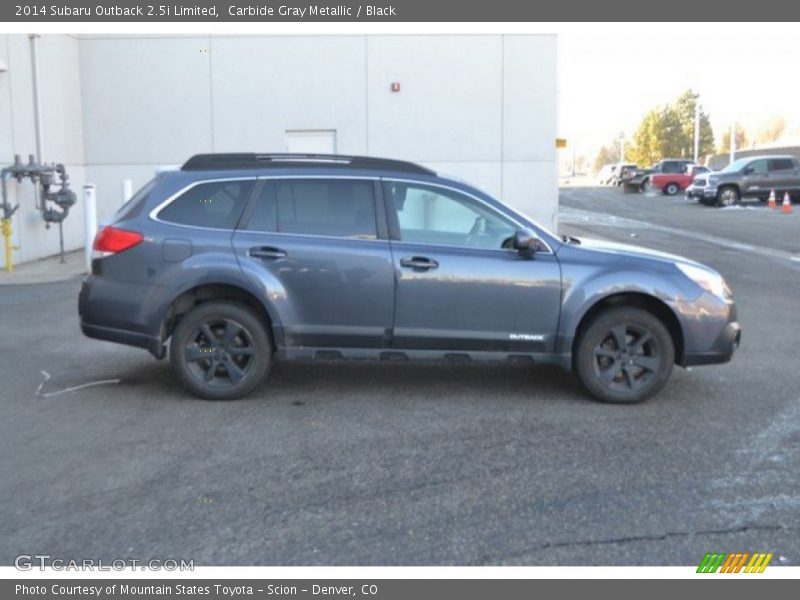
[554,248,698,355]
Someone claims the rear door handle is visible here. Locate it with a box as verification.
[249,246,287,260]
[400,256,438,270]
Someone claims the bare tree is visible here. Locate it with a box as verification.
[755,117,786,145]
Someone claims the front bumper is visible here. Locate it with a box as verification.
[682,321,741,366]
[686,185,718,199]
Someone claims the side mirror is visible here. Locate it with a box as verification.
[512,229,541,255]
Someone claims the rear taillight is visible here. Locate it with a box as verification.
[93,226,144,256]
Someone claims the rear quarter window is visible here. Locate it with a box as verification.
[157,179,255,229]
[114,178,157,222]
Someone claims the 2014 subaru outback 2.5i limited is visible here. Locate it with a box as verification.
[79,153,741,404]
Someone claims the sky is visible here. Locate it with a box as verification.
[558,24,800,161]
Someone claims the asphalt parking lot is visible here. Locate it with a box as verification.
[1,185,798,566]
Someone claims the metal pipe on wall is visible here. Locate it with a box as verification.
[29,34,67,263]
[29,34,44,164]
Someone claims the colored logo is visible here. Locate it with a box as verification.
[697,552,773,573]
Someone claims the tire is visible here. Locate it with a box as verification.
[639,179,650,193]
[170,301,272,400]
[664,183,680,196]
[574,307,674,404]
[716,185,740,207]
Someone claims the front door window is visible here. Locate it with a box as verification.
[384,181,517,250]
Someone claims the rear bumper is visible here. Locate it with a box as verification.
[80,320,165,358]
[79,276,166,358]
[682,321,741,366]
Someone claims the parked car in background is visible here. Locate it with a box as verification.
[687,155,800,206]
[597,163,637,186]
[650,165,711,196]
[597,164,616,185]
[613,164,638,186]
[79,153,740,404]
[622,159,696,193]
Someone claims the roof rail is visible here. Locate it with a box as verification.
[181,153,436,175]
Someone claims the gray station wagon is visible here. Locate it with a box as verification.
[79,153,741,403]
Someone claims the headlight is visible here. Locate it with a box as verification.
[708,176,719,186]
[676,263,730,298]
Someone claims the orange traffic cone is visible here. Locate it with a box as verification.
[781,191,792,214]
[768,189,777,209]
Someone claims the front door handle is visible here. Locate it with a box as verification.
[249,246,287,260]
[400,256,438,270]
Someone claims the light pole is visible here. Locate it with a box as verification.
[572,143,576,177]
[729,122,736,164]
[618,131,625,164]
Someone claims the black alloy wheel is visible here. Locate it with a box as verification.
[575,307,674,404]
[170,301,272,400]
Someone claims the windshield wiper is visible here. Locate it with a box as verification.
[561,235,581,245]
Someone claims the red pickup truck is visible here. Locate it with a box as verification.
[650,165,711,196]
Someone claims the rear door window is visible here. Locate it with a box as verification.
[271,179,378,239]
[157,179,255,229]
[768,158,795,172]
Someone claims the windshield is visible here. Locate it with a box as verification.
[720,158,752,174]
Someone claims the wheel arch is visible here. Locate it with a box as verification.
[717,182,741,195]
[570,292,684,367]
[161,282,282,350]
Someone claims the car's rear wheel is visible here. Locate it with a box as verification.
[664,183,680,196]
[717,185,740,207]
[170,301,272,400]
[575,307,674,404]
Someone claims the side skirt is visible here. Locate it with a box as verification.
[276,347,572,370]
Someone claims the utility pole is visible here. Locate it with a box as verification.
[729,122,736,164]
[693,101,701,163]
[618,131,625,164]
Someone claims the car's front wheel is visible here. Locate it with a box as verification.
[717,185,740,207]
[664,183,680,196]
[170,301,272,400]
[575,307,674,404]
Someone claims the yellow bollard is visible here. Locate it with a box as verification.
[2,218,16,273]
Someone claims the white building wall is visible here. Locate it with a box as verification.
[0,34,86,269]
[1,33,558,265]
